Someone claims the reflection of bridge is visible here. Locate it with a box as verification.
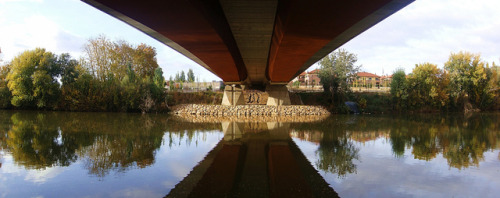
[83,0,413,105]
[166,122,338,198]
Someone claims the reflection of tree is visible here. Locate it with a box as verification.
[409,126,439,161]
[389,114,499,169]
[0,111,220,177]
[77,132,163,177]
[315,135,359,177]
[292,113,500,171]
[291,118,360,178]
[5,113,82,169]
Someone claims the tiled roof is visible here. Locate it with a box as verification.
[308,69,320,74]
[357,72,380,78]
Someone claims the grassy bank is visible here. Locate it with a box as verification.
[167,91,223,106]
[297,92,393,114]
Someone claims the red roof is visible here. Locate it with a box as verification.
[381,75,392,79]
[308,69,320,74]
[357,72,380,78]
[298,71,306,76]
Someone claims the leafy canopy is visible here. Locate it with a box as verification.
[318,49,360,106]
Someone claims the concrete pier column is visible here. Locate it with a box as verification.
[266,85,291,106]
[222,85,245,106]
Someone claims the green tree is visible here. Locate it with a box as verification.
[6,48,61,109]
[406,63,449,109]
[180,71,186,82]
[390,68,407,110]
[187,69,195,82]
[318,49,361,108]
[0,64,12,108]
[58,53,80,85]
[153,67,165,88]
[175,72,180,82]
[444,51,490,109]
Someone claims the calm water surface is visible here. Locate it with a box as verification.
[0,110,499,197]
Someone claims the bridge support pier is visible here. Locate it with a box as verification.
[266,85,291,106]
[222,85,246,106]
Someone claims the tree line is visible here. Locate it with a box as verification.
[170,69,196,83]
[317,49,499,112]
[390,51,499,112]
[0,35,167,113]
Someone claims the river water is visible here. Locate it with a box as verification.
[0,110,498,197]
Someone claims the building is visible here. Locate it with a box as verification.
[291,69,321,86]
[381,75,392,87]
[352,72,381,88]
[292,72,307,84]
[305,69,321,86]
[166,81,223,92]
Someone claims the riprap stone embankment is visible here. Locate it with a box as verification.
[171,104,329,116]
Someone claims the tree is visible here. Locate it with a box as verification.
[132,43,159,78]
[175,72,180,82]
[83,35,159,81]
[180,71,186,82]
[153,68,165,88]
[318,49,361,107]
[390,68,407,110]
[0,64,12,108]
[444,51,490,109]
[406,63,449,108]
[187,69,195,82]
[58,53,80,85]
[6,48,61,109]
[83,35,114,81]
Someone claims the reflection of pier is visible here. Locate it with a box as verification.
[166,122,338,198]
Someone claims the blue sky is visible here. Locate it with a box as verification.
[1,0,499,81]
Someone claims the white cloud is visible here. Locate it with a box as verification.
[340,0,500,75]
[0,12,85,62]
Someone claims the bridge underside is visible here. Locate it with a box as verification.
[83,0,413,85]
[83,0,413,105]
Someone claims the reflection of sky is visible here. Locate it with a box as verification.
[0,130,223,198]
[293,137,500,198]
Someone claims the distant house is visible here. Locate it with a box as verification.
[292,71,307,84]
[381,75,392,87]
[166,81,223,91]
[291,69,321,86]
[352,72,381,88]
[305,69,321,86]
